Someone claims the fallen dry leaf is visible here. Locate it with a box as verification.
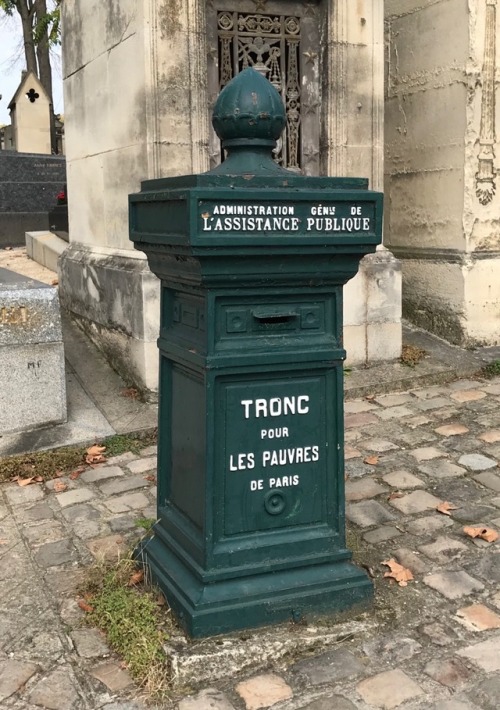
[77,599,94,613]
[128,570,144,586]
[144,474,156,483]
[463,526,499,543]
[69,465,86,480]
[382,558,414,587]
[33,476,43,483]
[364,455,379,466]
[388,491,404,501]
[157,593,166,606]
[365,394,375,400]
[51,278,59,286]
[53,480,67,493]
[85,444,107,465]
[121,387,139,399]
[436,501,458,516]
[0,539,7,545]
[18,477,34,487]
[54,470,65,478]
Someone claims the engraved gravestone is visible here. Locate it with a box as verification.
[0,268,67,435]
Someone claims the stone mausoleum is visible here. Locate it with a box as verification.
[60,0,402,393]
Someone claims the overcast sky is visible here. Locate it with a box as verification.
[0,12,63,125]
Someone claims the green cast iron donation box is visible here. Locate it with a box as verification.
[129,69,383,637]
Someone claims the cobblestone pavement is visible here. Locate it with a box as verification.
[1,378,500,709]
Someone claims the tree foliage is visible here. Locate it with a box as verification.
[0,0,61,106]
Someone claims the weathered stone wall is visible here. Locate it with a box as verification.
[61,0,401,393]
[385,0,500,346]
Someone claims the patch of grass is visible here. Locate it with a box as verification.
[0,430,157,484]
[103,430,157,457]
[135,517,157,533]
[478,359,500,379]
[83,557,171,697]
[400,344,427,368]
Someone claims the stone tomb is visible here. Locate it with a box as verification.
[0,268,67,435]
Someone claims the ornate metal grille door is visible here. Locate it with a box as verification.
[207,0,321,174]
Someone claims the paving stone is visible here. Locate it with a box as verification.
[396,429,438,447]
[389,490,442,514]
[411,385,448,399]
[296,697,357,710]
[22,520,66,546]
[420,621,458,646]
[61,503,101,522]
[141,445,158,456]
[464,552,500,584]
[419,536,468,564]
[291,648,365,685]
[433,478,486,504]
[458,454,497,471]
[345,445,361,459]
[103,491,151,513]
[418,460,466,479]
[416,397,453,411]
[410,446,447,462]
[28,665,82,709]
[345,460,372,479]
[424,658,471,688]
[105,452,138,466]
[473,471,500,492]
[235,674,293,710]
[382,470,423,489]
[363,526,402,544]
[80,465,125,484]
[101,702,145,710]
[478,429,500,443]
[404,414,433,428]
[126,456,157,474]
[431,407,461,421]
[363,636,422,664]
[457,634,500,671]
[470,674,500,710]
[423,571,484,600]
[4,483,45,506]
[344,412,379,429]
[345,479,387,502]
[0,659,38,702]
[431,699,479,710]
[109,515,137,532]
[91,662,134,692]
[434,423,469,437]
[449,379,485,391]
[360,438,399,452]
[71,628,110,658]
[87,534,127,561]
[451,505,498,524]
[393,548,428,575]
[59,598,85,625]
[373,393,413,407]
[98,476,150,497]
[55,487,95,507]
[450,389,486,402]
[346,500,398,528]
[356,669,424,709]
[344,400,378,413]
[456,603,500,631]
[18,503,54,522]
[374,406,415,421]
[33,538,76,568]
[44,568,86,596]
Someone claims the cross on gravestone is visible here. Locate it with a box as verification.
[26,88,39,103]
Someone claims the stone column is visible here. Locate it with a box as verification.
[385,0,500,347]
[324,0,402,364]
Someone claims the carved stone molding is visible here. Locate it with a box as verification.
[476,0,497,205]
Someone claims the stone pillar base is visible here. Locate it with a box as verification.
[344,248,402,366]
[58,244,160,394]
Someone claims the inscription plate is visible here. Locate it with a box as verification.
[222,375,331,536]
[199,199,376,237]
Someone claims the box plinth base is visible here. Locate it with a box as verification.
[135,533,373,638]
